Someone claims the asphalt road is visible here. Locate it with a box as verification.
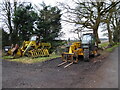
[0,50,2,89]
[118,46,120,89]
[88,47,118,88]
[2,47,119,88]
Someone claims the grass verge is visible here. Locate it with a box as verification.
[106,44,119,52]
[99,42,120,52]
[3,54,61,64]
[99,42,109,48]
[98,42,120,56]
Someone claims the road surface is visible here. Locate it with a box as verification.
[87,47,118,88]
[0,50,2,89]
[2,47,119,88]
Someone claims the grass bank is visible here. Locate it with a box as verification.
[99,42,109,48]
[106,44,119,52]
[3,54,61,64]
[99,42,120,52]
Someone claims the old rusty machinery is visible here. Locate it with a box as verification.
[5,35,51,58]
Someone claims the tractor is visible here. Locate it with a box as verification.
[58,33,98,68]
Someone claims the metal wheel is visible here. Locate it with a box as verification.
[84,49,90,62]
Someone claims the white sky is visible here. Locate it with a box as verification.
[1,0,108,40]
[24,0,78,40]
[27,0,108,40]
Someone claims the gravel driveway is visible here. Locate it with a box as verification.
[2,47,118,88]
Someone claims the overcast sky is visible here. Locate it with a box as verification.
[1,0,108,40]
[21,0,78,40]
[28,0,108,40]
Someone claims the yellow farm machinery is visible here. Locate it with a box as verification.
[4,35,51,58]
[58,33,98,68]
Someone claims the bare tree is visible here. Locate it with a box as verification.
[101,1,120,45]
[105,4,114,46]
[0,0,18,44]
[0,1,12,41]
[59,1,120,46]
[111,3,120,43]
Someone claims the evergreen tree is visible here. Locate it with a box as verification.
[13,3,38,44]
[36,3,62,43]
[2,29,9,47]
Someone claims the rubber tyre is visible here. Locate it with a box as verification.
[83,49,90,62]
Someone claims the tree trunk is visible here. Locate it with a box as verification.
[107,23,113,46]
[93,9,101,47]
[107,8,114,46]
[6,2,13,44]
[93,29,101,47]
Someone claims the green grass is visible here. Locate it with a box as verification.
[3,54,61,64]
[99,42,120,52]
[99,42,109,48]
[98,42,120,54]
[2,56,13,59]
[106,44,119,52]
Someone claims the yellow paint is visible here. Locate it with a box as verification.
[7,37,51,58]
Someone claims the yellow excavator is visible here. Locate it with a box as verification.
[4,35,51,58]
[58,33,98,68]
